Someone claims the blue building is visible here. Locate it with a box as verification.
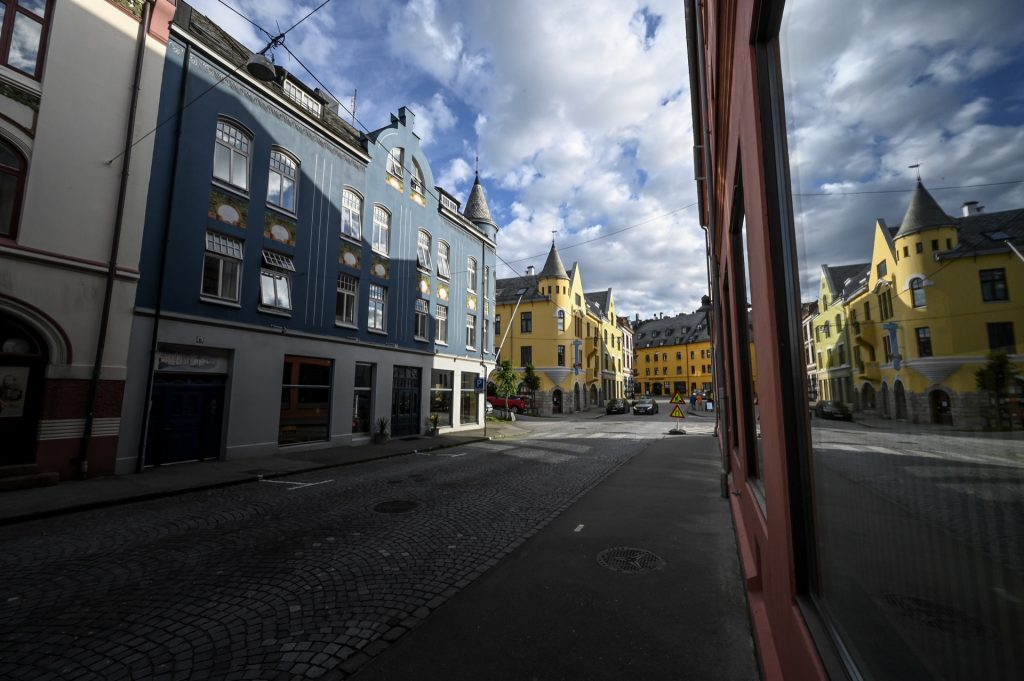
[117,3,499,471]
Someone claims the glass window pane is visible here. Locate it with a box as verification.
[780,1,1024,678]
[260,271,276,306]
[231,152,247,190]
[8,13,41,74]
[201,255,220,296]
[19,1,47,19]
[213,145,231,183]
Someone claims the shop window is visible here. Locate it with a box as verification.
[352,362,373,434]
[430,369,453,427]
[460,372,479,424]
[279,356,331,444]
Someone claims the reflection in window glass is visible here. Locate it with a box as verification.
[737,215,764,486]
[430,369,453,427]
[9,12,42,75]
[781,0,1024,677]
[460,372,479,424]
[352,363,373,434]
[279,356,331,444]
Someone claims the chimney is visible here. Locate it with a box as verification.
[526,265,535,276]
[962,201,983,216]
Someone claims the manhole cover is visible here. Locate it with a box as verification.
[596,547,666,573]
[879,594,987,636]
[373,500,420,514]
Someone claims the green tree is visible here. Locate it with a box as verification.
[522,364,541,414]
[493,360,518,419]
[975,350,1021,429]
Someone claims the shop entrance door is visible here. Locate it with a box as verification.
[0,315,47,466]
[145,374,225,466]
[391,366,421,437]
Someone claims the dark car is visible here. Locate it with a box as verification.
[633,397,659,415]
[606,398,628,415]
[814,400,852,421]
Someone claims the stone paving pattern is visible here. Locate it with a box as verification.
[0,436,644,680]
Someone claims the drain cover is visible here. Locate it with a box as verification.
[373,500,420,514]
[597,547,666,573]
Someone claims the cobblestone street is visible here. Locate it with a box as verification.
[0,430,651,680]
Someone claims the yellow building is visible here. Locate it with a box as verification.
[632,310,713,398]
[835,182,1023,426]
[493,242,625,413]
[809,263,868,403]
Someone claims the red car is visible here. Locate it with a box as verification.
[486,395,529,413]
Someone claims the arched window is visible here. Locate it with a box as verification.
[372,205,390,255]
[557,309,565,331]
[411,158,425,196]
[467,257,477,291]
[437,241,451,278]
[417,230,432,270]
[910,277,926,308]
[341,188,362,240]
[386,147,404,179]
[213,119,251,190]
[267,149,298,212]
[0,138,27,238]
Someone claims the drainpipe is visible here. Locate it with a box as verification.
[135,42,192,473]
[76,0,153,479]
[480,240,489,439]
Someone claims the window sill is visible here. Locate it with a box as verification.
[212,178,250,199]
[199,296,242,309]
[368,329,388,336]
[372,248,390,258]
[335,321,358,329]
[435,341,449,347]
[340,234,362,246]
[414,336,429,342]
[258,305,292,318]
[266,203,299,221]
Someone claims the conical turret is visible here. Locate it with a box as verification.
[463,173,497,233]
[895,181,953,239]
[539,241,569,280]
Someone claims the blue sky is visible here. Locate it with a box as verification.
[185,0,702,320]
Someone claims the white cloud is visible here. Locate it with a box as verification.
[407,93,456,146]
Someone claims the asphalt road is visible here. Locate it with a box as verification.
[0,416,693,681]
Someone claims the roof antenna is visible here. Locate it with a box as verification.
[350,89,357,126]
[551,229,558,245]
[908,163,922,182]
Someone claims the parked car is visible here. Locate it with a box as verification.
[814,400,852,421]
[486,395,529,413]
[606,398,628,415]
[633,397,659,415]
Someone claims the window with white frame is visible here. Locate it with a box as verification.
[201,231,243,302]
[368,283,387,332]
[260,250,294,310]
[467,257,477,291]
[466,313,477,349]
[283,80,323,117]
[482,316,489,352]
[341,188,362,240]
[484,265,490,297]
[415,299,429,340]
[386,147,404,179]
[336,273,358,326]
[417,230,433,270]
[372,205,390,255]
[267,149,298,212]
[438,241,451,279]
[436,304,448,344]
[411,158,425,196]
[213,120,250,191]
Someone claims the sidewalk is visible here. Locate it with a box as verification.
[356,432,759,681]
[0,419,532,526]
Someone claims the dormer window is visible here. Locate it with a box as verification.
[283,80,323,117]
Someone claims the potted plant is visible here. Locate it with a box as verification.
[374,417,390,444]
[426,413,440,436]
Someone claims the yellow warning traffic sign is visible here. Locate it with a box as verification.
[670,405,686,418]
[670,392,684,404]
